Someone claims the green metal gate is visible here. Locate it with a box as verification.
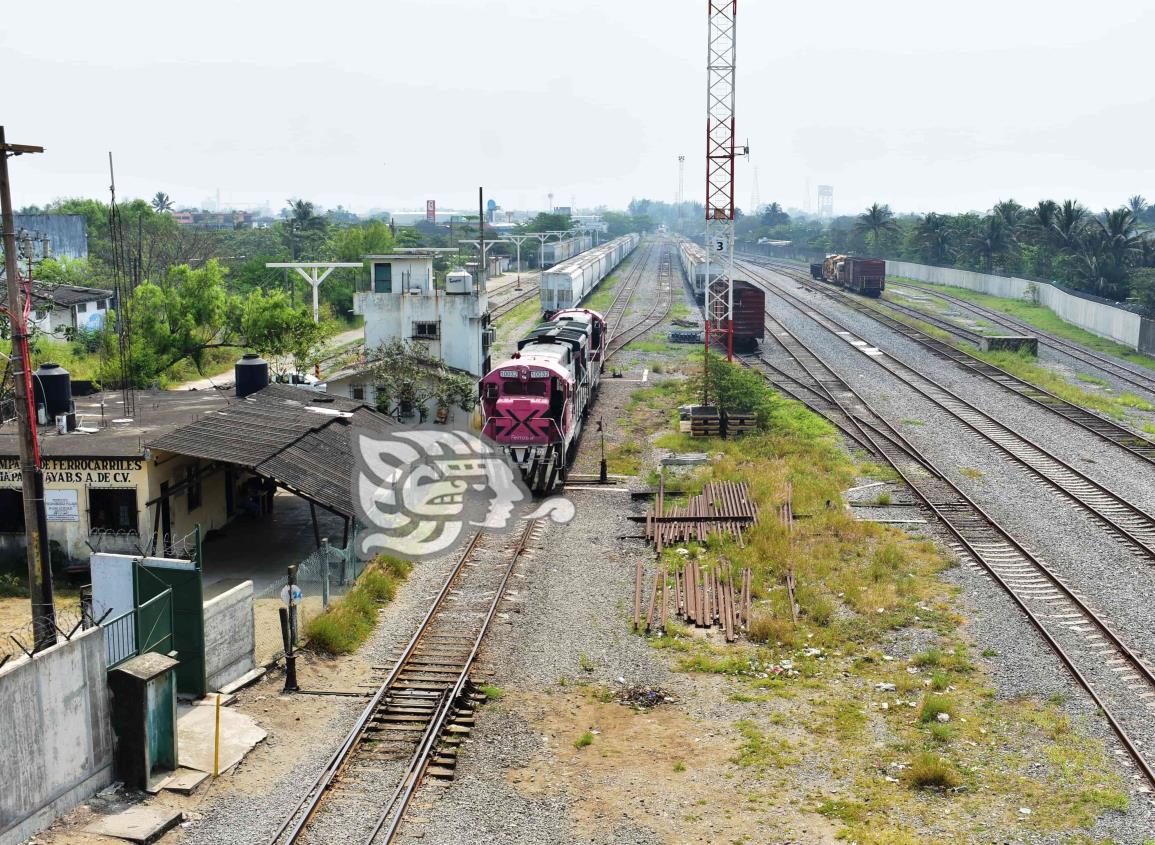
[134,532,206,696]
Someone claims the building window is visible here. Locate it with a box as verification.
[373,262,392,293]
[33,309,48,322]
[413,321,439,339]
[186,464,202,512]
[89,488,137,533]
[76,302,88,313]
[351,384,365,401]
[98,299,108,309]
[0,490,24,532]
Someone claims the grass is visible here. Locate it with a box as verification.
[905,752,962,790]
[581,266,628,313]
[478,684,504,700]
[573,730,595,749]
[919,694,956,723]
[672,760,686,773]
[959,466,984,479]
[304,556,411,654]
[625,338,677,354]
[618,357,1127,841]
[895,276,1155,373]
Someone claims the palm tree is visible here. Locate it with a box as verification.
[853,203,899,255]
[915,213,952,264]
[992,199,1025,234]
[969,215,1015,272]
[1051,200,1088,250]
[1128,195,1148,217]
[151,191,174,213]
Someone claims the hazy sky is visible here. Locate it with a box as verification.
[3,0,1152,217]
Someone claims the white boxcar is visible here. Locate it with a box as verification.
[540,234,639,313]
[677,237,722,303]
[542,234,593,268]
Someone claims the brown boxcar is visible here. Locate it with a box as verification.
[843,257,886,297]
[731,279,766,351]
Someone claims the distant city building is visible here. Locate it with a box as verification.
[172,210,254,229]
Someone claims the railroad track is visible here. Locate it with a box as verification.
[269,521,541,845]
[598,239,656,335]
[735,298,1155,793]
[746,270,1155,563]
[605,242,675,358]
[889,280,1155,397]
[490,284,540,319]
[740,257,1155,466]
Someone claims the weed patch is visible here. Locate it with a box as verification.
[304,556,411,654]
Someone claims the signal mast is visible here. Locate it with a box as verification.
[703,0,738,363]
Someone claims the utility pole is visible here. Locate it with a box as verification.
[0,127,55,652]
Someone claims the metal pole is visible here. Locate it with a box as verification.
[478,187,485,290]
[321,538,331,609]
[0,127,54,652]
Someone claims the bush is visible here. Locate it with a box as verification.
[304,556,410,655]
[905,752,961,790]
[573,730,594,749]
[0,573,29,598]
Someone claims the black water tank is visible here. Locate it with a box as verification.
[235,353,269,398]
[33,363,72,420]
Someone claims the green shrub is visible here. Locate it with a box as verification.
[574,730,594,749]
[0,573,29,598]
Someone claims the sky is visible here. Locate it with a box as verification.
[2,0,1153,218]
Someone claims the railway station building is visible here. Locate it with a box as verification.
[0,370,392,572]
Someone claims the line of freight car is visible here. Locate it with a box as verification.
[539,233,640,316]
[541,234,594,268]
[809,254,886,297]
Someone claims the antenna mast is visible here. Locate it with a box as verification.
[703,0,738,363]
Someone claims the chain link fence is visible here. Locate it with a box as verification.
[251,528,367,663]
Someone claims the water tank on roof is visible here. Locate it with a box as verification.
[235,353,269,398]
[33,363,72,422]
[446,269,474,294]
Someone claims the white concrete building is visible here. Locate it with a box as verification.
[7,283,114,336]
[353,253,493,377]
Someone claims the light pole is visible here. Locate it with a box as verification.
[0,127,54,652]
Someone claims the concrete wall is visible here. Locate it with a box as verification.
[0,628,113,845]
[885,260,1145,351]
[203,581,255,690]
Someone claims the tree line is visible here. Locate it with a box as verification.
[735,197,1155,310]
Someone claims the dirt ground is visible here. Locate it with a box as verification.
[505,689,840,844]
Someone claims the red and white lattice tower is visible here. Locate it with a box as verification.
[703,0,737,361]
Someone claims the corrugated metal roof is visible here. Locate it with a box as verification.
[149,384,394,518]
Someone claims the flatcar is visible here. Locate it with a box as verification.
[819,255,886,297]
[479,308,608,492]
[539,234,639,316]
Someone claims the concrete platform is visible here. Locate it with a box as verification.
[177,703,266,774]
[84,805,183,843]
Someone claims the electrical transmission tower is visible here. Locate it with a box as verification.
[676,155,685,205]
[704,0,738,362]
[818,184,834,219]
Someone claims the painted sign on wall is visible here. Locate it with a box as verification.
[44,489,80,522]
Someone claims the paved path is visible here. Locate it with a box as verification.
[173,326,365,391]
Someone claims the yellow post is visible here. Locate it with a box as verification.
[213,693,221,777]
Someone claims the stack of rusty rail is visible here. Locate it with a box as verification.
[645,477,759,552]
[634,562,753,643]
